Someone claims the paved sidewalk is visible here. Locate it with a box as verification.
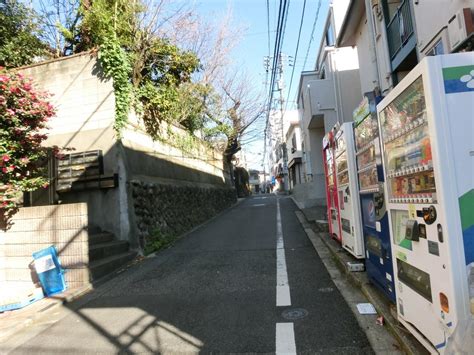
[0,285,92,343]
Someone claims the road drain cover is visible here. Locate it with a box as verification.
[282,308,308,320]
[318,287,334,293]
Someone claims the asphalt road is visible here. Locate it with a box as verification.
[4,195,373,354]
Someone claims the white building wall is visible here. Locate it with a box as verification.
[413,0,474,56]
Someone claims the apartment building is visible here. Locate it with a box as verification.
[337,0,474,95]
[284,111,304,190]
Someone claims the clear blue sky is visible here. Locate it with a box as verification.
[195,0,330,170]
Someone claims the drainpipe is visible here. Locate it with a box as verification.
[365,0,382,92]
[327,48,343,125]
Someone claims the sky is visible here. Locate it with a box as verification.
[195,0,331,171]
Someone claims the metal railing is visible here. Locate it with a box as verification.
[386,0,414,59]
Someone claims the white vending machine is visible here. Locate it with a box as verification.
[377,53,474,353]
[334,122,365,259]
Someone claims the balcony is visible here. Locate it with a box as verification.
[302,77,336,129]
[386,0,417,71]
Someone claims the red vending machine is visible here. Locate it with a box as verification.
[323,130,342,242]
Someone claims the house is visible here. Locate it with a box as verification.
[294,0,361,208]
[284,111,304,190]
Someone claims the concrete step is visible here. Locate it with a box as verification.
[90,251,136,280]
[89,240,130,262]
[88,232,114,245]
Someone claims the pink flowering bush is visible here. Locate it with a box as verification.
[0,67,55,217]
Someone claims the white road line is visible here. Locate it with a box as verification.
[276,322,297,354]
[276,199,291,307]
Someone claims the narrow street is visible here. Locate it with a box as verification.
[3,196,373,354]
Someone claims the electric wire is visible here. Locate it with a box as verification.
[263,0,287,152]
[284,0,306,114]
[302,0,322,71]
[263,0,289,174]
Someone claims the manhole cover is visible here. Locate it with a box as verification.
[318,287,334,293]
[282,308,308,321]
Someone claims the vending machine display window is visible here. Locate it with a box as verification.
[335,135,346,155]
[379,76,436,204]
[336,150,348,172]
[358,166,378,191]
[337,170,349,186]
[355,115,378,150]
[357,145,376,170]
[327,149,334,173]
[379,76,426,139]
[391,209,412,250]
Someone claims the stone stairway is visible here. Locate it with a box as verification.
[88,231,136,281]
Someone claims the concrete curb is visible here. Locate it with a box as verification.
[289,195,304,210]
[294,210,427,355]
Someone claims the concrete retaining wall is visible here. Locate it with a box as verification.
[0,203,90,290]
[291,175,327,209]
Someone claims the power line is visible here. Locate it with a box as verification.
[302,0,322,71]
[279,0,290,56]
[267,0,271,58]
[263,0,289,174]
[263,0,271,171]
[284,0,306,113]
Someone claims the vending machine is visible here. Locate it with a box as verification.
[322,130,342,243]
[353,96,396,302]
[334,122,365,259]
[377,53,474,353]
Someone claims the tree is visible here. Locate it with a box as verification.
[30,0,266,157]
[163,7,267,158]
[72,0,207,136]
[0,69,55,218]
[35,0,82,56]
[0,0,48,68]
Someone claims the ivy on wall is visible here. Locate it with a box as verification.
[98,38,132,135]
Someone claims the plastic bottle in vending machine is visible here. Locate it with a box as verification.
[420,137,432,165]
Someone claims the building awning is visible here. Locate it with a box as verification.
[288,157,302,169]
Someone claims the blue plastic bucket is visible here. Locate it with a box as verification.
[32,246,67,296]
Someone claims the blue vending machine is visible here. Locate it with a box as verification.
[353,94,395,303]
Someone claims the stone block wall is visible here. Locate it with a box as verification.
[130,180,236,251]
[0,203,90,290]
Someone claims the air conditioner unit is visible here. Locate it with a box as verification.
[448,8,474,52]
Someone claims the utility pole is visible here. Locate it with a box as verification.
[278,53,289,193]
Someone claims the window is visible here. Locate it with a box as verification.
[426,40,444,56]
[291,134,297,153]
